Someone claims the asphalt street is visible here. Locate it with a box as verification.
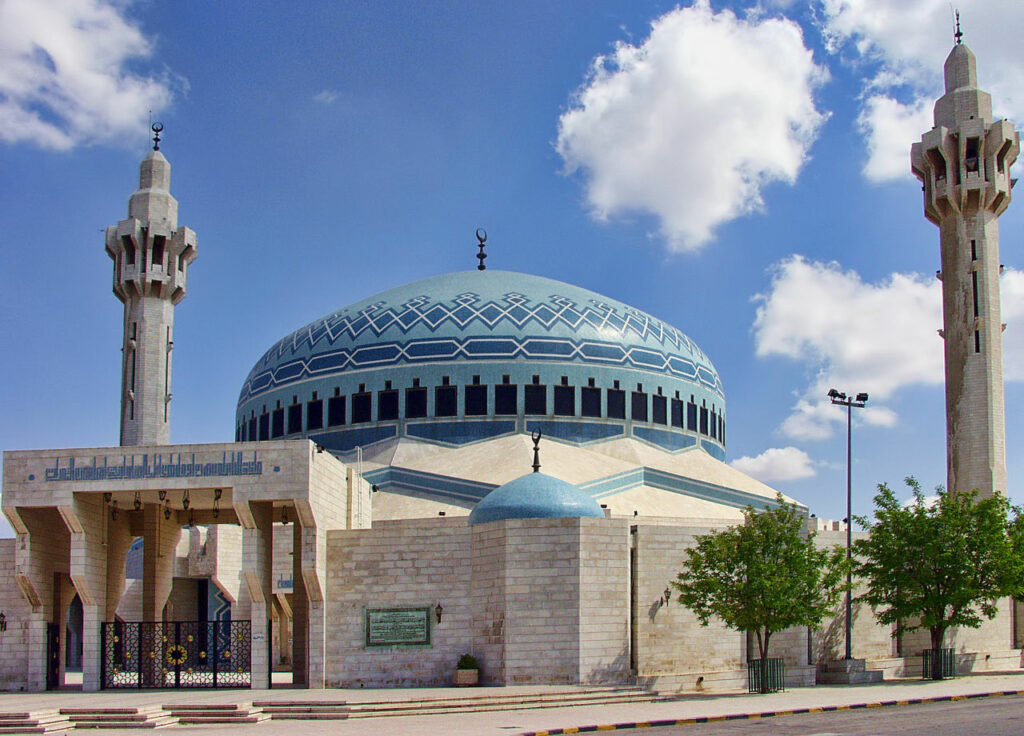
[608,696,1024,735]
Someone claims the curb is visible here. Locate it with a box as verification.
[515,688,1024,735]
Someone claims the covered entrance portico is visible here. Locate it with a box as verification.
[1,440,365,692]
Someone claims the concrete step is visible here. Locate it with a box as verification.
[0,710,70,734]
[58,707,172,730]
[174,716,267,725]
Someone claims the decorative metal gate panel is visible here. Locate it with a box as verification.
[101,620,251,689]
[46,623,60,690]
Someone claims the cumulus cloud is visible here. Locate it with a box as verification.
[313,89,339,104]
[819,0,1024,181]
[731,446,816,481]
[0,0,176,150]
[755,256,1024,438]
[556,1,827,251]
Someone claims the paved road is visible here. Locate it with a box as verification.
[610,697,1024,735]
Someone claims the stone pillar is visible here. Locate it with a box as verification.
[142,503,180,622]
[66,495,109,692]
[291,519,308,686]
[242,502,273,689]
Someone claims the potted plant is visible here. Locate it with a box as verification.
[453,653,479,686]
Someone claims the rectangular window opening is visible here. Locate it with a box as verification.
[405,386,427,418]
[464,384,487,415]
[553,384,575,416]
[494,384,517,415]
[524,384,547,415]
[435,385,457,417]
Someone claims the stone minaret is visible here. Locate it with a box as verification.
[105,131,197,446]
[912,36,1019,497]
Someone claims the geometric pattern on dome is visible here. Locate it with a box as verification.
[238,332,723,405]
[252,290,711,371]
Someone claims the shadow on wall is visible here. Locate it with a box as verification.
[585,645,630,685]
[814,600,866,664]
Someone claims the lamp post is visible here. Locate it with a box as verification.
[827,388,868,661]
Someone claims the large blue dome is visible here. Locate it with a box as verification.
[235,270,727,459]
[468,472,606,525]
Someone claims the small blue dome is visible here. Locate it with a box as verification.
[468,472,605,526]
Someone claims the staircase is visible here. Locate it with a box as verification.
[59,706,175,729]
[161,703,267,725]
[254,687,657,720]
[0,710,69,734]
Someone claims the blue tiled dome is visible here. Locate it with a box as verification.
[236,270,728,459]
[468,472,605,525]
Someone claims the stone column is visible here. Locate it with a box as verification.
[142,503,180,622]
[242,502,273,689]
[66,495,108,692]
[291,519,308,686]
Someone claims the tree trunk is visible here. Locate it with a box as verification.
[929,627,945,680]
[759,630,772,693]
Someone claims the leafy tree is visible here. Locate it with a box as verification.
[671,495,844,675]
[854,477,1024,679]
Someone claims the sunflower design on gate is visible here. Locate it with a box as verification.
[165,644,188,666]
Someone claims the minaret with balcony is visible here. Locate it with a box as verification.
[105,127,197,445]
[912,35,1019,497]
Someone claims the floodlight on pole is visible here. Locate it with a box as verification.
[828,388,868,661]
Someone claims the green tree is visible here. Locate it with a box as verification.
[854,477,1024,679]
[671,495,844,682]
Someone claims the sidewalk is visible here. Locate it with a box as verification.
[0,672,1021,734]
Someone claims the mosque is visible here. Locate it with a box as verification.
[0,37,1021,693]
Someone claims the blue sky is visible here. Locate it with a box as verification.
[2,0,1023,536]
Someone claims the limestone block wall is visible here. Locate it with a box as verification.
[577,518,631,684]
[468,522,506,684]
[0,538,30,691]
[632,521,745,690]
[811,528,892,663]
[499,518,583,684]
[325,518,473,687]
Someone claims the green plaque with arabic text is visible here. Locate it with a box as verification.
[365,607,431,647]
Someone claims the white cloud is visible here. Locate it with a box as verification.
[313,90,339,104]
[755,256,1024,438]
[0,0,176,150]
[732,446,816,481]
[818,0,1024,181]
[556,1,827,251]
[857,95,932,182]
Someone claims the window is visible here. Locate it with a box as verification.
[327,395,346,427]
[607,388,626,419]
[700,406,709,435]
[122,235,135,265]
[719,415,726,444]
[671,398,684,428]
[405,386,427,418]
[272,408,285,438]
[151,236,165,267]
[581,386,601,417]
[553,384,575,416]
[352,391,372,423]
[248,416,257,440]
[710,411,717,439]
[307,399,324,430]
[494,384,517,415]
[687,401,697,431]
[236,424,242,442]
[524,384,547,415]
[258,412,270,441]
[378,389,399,420]
[631,390,648,422]
[435,385,457,417]
[465,384,487,415]
[287,404,302,434]
[652,394,667,425]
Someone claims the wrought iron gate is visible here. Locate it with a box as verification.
[101,620,251,689]
[46,623,60,690]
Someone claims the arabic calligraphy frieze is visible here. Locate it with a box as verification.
[41,451,263,483]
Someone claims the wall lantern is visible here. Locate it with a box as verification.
[281,506,290,525]
[158,490,167,502]
[435,603,443,624]
[182,490,190,511]
[0,611,7,632]
[133,492,142,512]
